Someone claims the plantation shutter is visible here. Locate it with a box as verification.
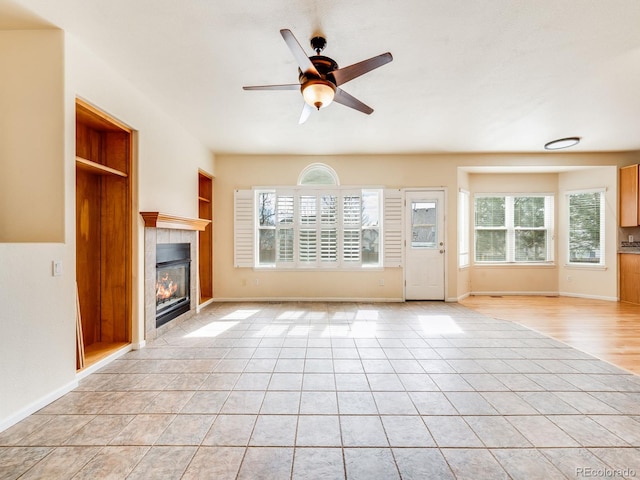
[342,192,362,264]
[383,189,403,267]
[234,189,254,267]
[276,193,295,265]
[298,193,317,264]
[320,194,338,263]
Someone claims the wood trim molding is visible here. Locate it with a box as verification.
[140,212,211,231]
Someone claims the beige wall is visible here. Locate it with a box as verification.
[558,166,618,300]
[0,30,65,242]
[468,172,560,294]
[214,152,639,302]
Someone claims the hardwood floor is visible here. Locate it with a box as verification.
[460,295,640,375]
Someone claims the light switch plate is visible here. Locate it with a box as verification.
[52,260,63,276]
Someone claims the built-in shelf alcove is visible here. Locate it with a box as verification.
[75,99,133,369]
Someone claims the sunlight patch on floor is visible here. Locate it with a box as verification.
[419,315,463,334]
[185,321,239,338]
[221,309,261,320]
[277,310,306,320]
[255,324,289,337]
[288,325,311,336]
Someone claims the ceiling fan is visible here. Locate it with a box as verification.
[243,29,393,124]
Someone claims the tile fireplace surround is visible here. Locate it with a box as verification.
[141,212,210,341]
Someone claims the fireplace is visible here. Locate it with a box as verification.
[155,243,191,328]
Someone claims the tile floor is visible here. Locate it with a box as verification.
[1,301,640,479]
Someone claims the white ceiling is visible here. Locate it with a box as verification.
[4,0,640,155]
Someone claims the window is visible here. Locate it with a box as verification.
[474,194,554,263]
[567,189,605,265]
[256,188,383,269]
[458,190,469,267]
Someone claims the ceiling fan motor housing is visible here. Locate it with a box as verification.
[298,56,339,85]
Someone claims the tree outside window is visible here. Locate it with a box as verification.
[568,191,604,265]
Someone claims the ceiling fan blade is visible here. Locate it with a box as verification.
[333,88,374,115]
[280,29,320,77]
[242,84,300,91]
[331,52,393,86]
[299,103,313,124]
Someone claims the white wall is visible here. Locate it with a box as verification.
[0,30,77,430]
[0,30,215,431]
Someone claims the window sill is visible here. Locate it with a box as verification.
[473,262,556,268]
[253,266,384,272]
[564,264,607,271]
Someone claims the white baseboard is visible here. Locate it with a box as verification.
[453,292,470,302]
[210,297,405,303]
[470,291,559,297]
[469,291,618,302]
[0,379,78,433]
[132,340,146,350]
[76,344,133,382]
[557,292,618,302]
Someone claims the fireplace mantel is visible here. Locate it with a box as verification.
[140,212,210,231]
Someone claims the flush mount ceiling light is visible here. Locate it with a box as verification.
[544,137,581,150]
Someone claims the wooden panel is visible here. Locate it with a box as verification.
[104,131,130,174]
[75,123,102,163]
[76,168,101,345]
[620,253,640,304]
[100,175,129,343]
[620,164,638,227]
[76,157,127,177]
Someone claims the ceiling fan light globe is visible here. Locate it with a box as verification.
[302,81,335,110]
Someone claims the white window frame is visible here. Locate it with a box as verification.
[458,189,470,268]
[254,186,383,270]
[566,188,605,267]
[474,193,555,264]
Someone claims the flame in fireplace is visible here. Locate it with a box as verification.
[156,271,179,302]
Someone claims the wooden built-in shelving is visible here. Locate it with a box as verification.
[75,99,133,371]
[76,156,127,177]
[198,171,214,304]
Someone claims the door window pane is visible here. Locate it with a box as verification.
[411,201,437,248]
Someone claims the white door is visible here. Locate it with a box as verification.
[405,190,445,300]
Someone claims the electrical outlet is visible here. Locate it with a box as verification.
[629,235,634,243]
[379,279,385,286]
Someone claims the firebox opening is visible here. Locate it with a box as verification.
[156,243,191,328]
